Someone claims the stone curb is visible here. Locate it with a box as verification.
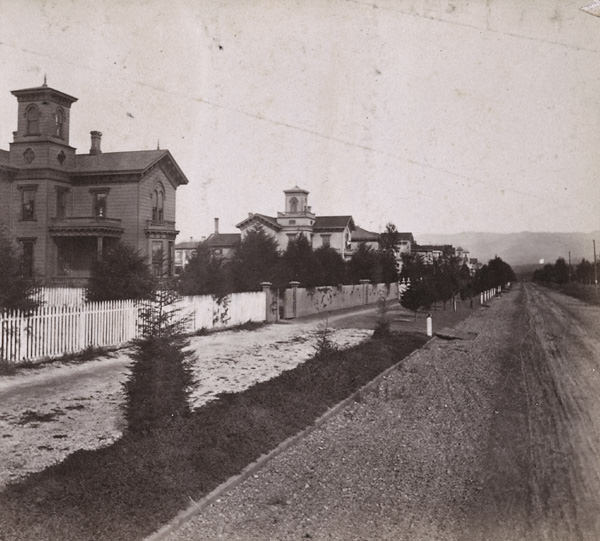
[145,336,435,541]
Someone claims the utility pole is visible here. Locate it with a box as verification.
[568,250,572,282]
[594,240,598,294]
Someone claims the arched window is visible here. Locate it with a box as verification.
[55,107,64,138]
[25,105,40,135]
[289,196,298,213]
[151,184,165,223]
[157,190,164,222]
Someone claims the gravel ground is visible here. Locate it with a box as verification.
[0,320,371,490]
[159,283,600,541]
[162,291,517,541]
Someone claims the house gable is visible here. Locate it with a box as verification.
[236,213,281,234]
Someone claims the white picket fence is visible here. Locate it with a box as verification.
[0,292,266,364]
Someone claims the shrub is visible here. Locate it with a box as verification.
[177,241,233,297]
[372,296,391,338]
[0,227,38,312]
[313,318,338,359]
[401,280,433,318]
[280,234,319,288]
[231,227,281,291]
[313,246,346,286]
[87,242,155,302]
[122,284,195,435]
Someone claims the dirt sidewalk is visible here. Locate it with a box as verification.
[0,316,371,490]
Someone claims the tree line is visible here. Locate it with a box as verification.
[399,252,516,314]
[532,257,597,285]
[0,222,516,314]
[178,225,399,296]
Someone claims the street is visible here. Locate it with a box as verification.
[162,283,600,541]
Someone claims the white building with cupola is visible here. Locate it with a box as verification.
[235,186,356,259]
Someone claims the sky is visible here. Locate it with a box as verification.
[1,0,599,240]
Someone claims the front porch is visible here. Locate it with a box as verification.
[49,216,124,286]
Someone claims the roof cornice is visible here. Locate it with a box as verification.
[11,86,78,107]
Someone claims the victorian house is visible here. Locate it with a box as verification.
[235,186,355,259]
[0,82,188,285]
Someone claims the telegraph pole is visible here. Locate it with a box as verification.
[594,240,598,293]
[568,250,572,282]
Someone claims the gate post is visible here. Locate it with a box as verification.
[359,279,370,305]
[288,281,300,318]
[260,282,275,322]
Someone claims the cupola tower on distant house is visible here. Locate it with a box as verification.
[235,186,355,258]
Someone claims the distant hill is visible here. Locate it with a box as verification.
[415,231,600,267]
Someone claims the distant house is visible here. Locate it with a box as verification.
[395,232,415,256]
[467,257,482,275]
[174,238,204,274]
[350,226,379,252]
[455,246,470,262]
[0,82,188,285]
[412,244,455,265]
[235,186,355,259]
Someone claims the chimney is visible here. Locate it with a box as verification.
[90,131,102,155]
[214,217,219,234]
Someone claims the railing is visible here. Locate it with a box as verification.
[50,216,122,226]
[145,219,176,228]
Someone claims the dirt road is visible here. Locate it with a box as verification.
[472,283,600,540]
[162,283,600,541]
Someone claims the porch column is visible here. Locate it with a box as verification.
[97,236,104,260]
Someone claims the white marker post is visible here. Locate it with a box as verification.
[426,313,433,337]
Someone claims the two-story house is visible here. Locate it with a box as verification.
[235,186,356,259]
[0,82,189,285]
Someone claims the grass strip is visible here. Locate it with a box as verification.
[0,332,425,541]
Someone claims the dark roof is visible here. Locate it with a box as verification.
[284,185,309,194]
[74,150,166,172]
[413,244,454,253]
[236,213,281,231]
[397,232,415,242]
[73,150,189,185]
[206,233,241,247]
[352,226,379,242]
[313,216,355,231]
